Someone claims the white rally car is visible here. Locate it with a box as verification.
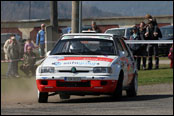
[36,33,138,103]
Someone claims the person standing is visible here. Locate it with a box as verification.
[138,22,148,70]
[3,34,15,60]
[91,21,101,33]
[168,44,173,68]
[20,46,37,76]
[6,36,20,78]
[129,26,143,70]
[36,23,46,57]
[145,15,162,70]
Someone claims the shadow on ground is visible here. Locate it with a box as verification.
[50,94,173,104]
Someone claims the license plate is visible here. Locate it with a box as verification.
[64,77,81,82]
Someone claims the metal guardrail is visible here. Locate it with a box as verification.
[125,40,173,44]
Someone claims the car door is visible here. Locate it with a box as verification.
[113,37,129,86]
[119,38,135,86]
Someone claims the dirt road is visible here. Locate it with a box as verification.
[1,78,173,115]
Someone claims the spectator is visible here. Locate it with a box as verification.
[3,34,15,60]
[20,46,37,76]
[6,36,20,78]
[145,14,158,32]
[36,23,46,57]
[145,15,162,70]
[138,22,148,70]
[168,44,173,68]
[129,26,143,70]
[24,38,36,53]
[91,21,101,33]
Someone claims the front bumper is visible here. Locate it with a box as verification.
[36,79,117,95]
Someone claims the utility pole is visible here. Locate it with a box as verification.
[50,1,58,33]
[72,1,79,33]
[79,1,82,33]
[29,1,31,21]
[46,1,58,52]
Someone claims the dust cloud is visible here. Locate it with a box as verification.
[1,78,38,104]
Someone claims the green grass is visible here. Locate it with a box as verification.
[159,57,169,60]
[138,64,173,85]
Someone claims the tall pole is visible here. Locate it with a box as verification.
[72,1,79,33]
[47,1,58,52]
[79,1,82,33]
[50,1,58,33]
[29,1,31,20]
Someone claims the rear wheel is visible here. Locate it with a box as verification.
[38,91,48,103]
[112,71,124,98]
[126,73,138,97]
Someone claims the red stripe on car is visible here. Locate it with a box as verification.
[58,57,113,62]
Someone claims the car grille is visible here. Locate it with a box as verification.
[56,81,91,87]
[58,70,89,73]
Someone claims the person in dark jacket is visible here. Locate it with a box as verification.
[138,22,148,70]
[91,21,101,33]
[145,14,158,33]
[129,26,143,70]
[145,17,162,70]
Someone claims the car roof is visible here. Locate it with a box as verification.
[160,25,173,29]
[62,33,116,40]
[106,27,133,31]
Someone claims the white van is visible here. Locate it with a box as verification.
[105,27,134,40]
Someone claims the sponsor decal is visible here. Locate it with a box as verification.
[58,57,113,62]
[63,61,99,66]
[52,62,62,66]
[99,77,106,80]
[41,77,48,79]
[49,56,64,60]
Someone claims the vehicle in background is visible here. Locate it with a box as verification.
[36,33,138,103]
[61,26,93,34]
[1,33,26,60]
[61,27,72,34]
[105,27,134,40]
[158,25,173,56]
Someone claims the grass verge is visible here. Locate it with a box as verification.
[138,64,173,85]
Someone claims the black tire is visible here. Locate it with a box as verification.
[112,71,124,98]
[59,94,70,99]
[126,73,138,97]
[38,91,48,103]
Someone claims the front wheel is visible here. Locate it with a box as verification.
[112,71,124,98]
[126,73,138,97]
[38,91,48,103]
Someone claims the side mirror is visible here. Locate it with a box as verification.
[46,51,51,56]
[119,51,127,57]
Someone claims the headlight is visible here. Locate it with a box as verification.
[39,67,55,73]
[93,67,112,73]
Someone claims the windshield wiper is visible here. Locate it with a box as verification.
[52,52,81,55]
[52,52,78,55]
[77,51,103,55]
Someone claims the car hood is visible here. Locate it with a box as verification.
[41,55,118,67]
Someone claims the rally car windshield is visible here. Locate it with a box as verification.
[50,39,117,55]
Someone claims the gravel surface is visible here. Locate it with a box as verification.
[1,82,173,115]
